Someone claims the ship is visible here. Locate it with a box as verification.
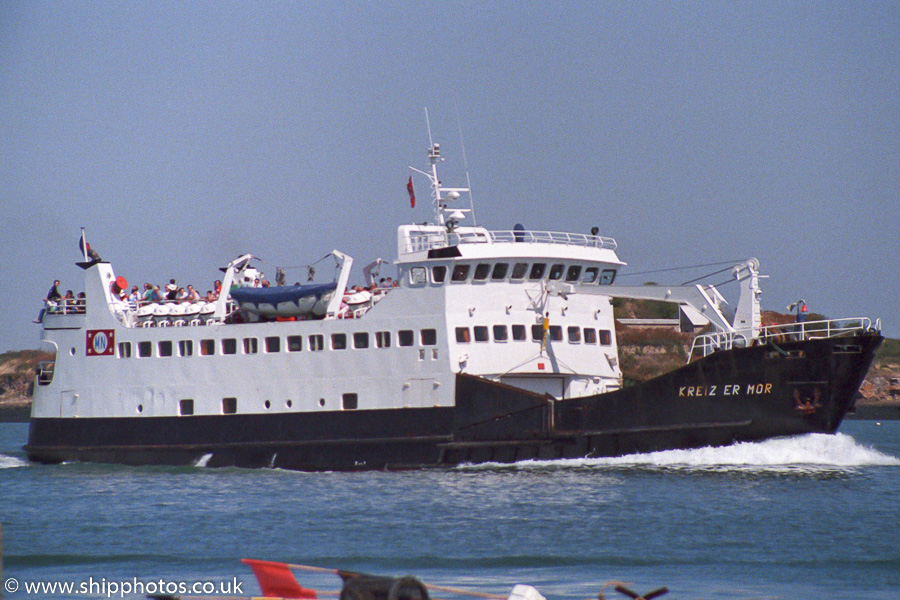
[25,142,883,471]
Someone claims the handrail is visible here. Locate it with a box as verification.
[689,317,876,360]
[401,228,617,254]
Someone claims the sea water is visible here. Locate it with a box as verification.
[1,421,898,600]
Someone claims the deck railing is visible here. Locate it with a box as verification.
[689,317,877,359]
[402,229,617,254]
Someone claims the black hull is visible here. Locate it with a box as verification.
[25,333,882,471]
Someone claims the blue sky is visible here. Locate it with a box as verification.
[1,1,898,352]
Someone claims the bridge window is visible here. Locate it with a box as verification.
[432,265,447,283]
[473,264,491,280]
[451,264,470,282]
[599,269,617,285]
[491,263,509,280]
[511,263,528,280]
[548,264,564,280]
[565,265,582,282]
[529,263,546,280]
[409,267,426,285]
[582,267,599,284]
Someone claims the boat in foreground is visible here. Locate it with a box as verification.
[25,142,883,470]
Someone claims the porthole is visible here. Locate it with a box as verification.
[319,398,326,407]
[264,400,271,409]
[286,399,293,408]
[137,404,143,414]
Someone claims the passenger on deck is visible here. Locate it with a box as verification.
[176,287,188,302]
[34,279,63,322]
[186,285,200,302]
[213,280,222,299]
[128,286,141,307]
[165,279,178,301]
[142,283,154,303]
[46,280,62,302]
[205,290,215,302]
[149,285,163,303]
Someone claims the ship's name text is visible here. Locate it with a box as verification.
[678,383,772,397]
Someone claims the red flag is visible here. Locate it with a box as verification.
[407,175,416,208]
[241,559,317,599]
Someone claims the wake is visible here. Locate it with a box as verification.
[461,433,900,473]
[0,453,29,469]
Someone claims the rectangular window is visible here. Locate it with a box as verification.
[432,265,447,283]
[332,333,347,350]
[491,263,509,280]
[222,338,237,355]
[243,337,258,354]
[342,393,358,410]
[138,341,152,358]
[420,328,437,345]
[474,326,489,342]
[179,399,194,416]
[511,263,528,280]
[493,325,508,342]
[599,329,612,345]
[309,334,324,351]
[548,264,564,280]
[451,264,470,282]
[582,267,599,284]
[599,269,617,285]
[473,263,491,280]
[512,324,527,341]
[200,339,215,356]
[265,336,280,353]
[222,397,237,414]
[532,324,544,341]
[567,326,581,343]
[584,328,597,344]
[398,330,414,347]
[565,265,582,282]
[118,342,132,358]
[353,332,369,349]
[376,331,391,348]
[549,325,563,341]
[529,263,546,280]
[455,327,471,343]
[179,340,193,357]
[287,335,303,352]
[409,267,426,285]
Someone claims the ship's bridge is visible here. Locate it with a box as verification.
[396,224,623,265]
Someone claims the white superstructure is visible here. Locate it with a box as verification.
[33,144,631,421]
